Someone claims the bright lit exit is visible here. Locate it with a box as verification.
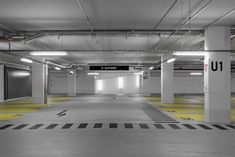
[118,76,123,89]
[97,80,103,91]
[136,75,140,88]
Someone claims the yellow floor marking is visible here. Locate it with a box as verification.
[173,113,204,121]
[145,96,235,123]
[0,114,23,120]
[0,96,72,121]
[161,108,204,113]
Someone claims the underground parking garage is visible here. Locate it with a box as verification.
[0,0,235,156]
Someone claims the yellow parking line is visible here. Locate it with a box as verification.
[0,114,23,121]
[0,96,72,121]
[145,96,235,122]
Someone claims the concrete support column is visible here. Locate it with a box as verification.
[32,59,48,104]
[67,70,77,96]
[161,53,174,103]
[204,26,231,123]
[0,65,4,102]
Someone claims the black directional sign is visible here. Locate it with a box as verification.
[89,66,129,71]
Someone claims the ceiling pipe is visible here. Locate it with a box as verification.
[75,0,103,53]
[151,0,214,50]
[8,29,202,39]
[0,23,16,33]
[161,6,235,51]
[24,33,46,42]
[135,0,178,66]
[153,0,178,30]
[202,7,235,29]
[0,50,68,70]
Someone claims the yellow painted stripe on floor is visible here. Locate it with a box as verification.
[145,96,235,123]
[173,113,204,121]
[0,114,23,120]
[0,96,72,121]
[0,108,41,113]
[161,108,204,113]
[0,104,48,107]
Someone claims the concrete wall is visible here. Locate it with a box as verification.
[0,65,4,102]
[48,71,95,94]
[48,70,235,95]
[95,72,142,94]
[143,76,203,94]
[143,70,235,95]
[77,73,95,94]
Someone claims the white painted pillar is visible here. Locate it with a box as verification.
[32,59,48,104]
[67,70,77,96]
[0,65,4,102]
[204,26,231,123]
[161,53,174,103]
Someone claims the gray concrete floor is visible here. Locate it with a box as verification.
[0,95,235,157]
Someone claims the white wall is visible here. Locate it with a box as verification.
[95,72,142,94]
[77,73,95,94]
[48,71,95,94]
[143,71,235,94]
[48,72,67,94]
[48,70,235,95]
[143,76,203,94]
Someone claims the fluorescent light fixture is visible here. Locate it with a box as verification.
[12,71,31,77]
[167,58,176,63]
[136,75,140,88]
[149,66,154,70]
[87,72,99,75]
[55,67,61,70]
[97,80,103,91]
[69,71,74,74]
[134,72,143,75]
[30,51,68,56]
[118,76,123,89]
[20,58,33,63]
[173,51,207,56]
[190,72,203,75]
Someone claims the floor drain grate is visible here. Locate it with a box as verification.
[0,123,234,131]
[168,124,181,129]
[212,124,228,130]
[197,124,212,130]
[183,124,196,130]
[45,124,58,129]
[139,123,149,129]
[226,125,235,129]
[154,124,165,129]
[0,124,13,130]
[29,124,44,130]
[78,123,88,129]
[124,123,133,129]
[13,124,28,130]
[61,123,73,129]
[109,123,118,128]
[94,123,103,128]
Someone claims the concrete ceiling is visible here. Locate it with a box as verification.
[0,0,235,70]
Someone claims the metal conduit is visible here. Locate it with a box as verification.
[151,0,214,50]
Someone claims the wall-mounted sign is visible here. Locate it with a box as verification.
[89,66,129,71]
[211,61,223,71]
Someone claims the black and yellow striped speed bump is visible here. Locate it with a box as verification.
[0,123,234,131]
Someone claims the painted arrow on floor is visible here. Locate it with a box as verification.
[57,110,68,117]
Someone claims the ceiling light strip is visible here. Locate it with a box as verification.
[30,51,68,56]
